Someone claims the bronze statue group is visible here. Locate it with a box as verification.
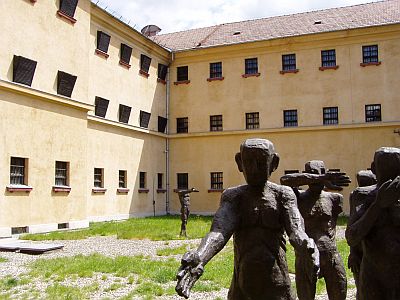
[175,138,400,300]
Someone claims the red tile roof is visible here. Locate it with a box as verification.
[151,0,400,51]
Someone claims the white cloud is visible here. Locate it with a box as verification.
[93,0,379,34]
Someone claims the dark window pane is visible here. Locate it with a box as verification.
[210,115,223,131]
[57,71,77,97]
[119,170,126,188]
[210,62,222,78]
[139,172,146,189]
[140,111,151,128]
[157,173,163,189]
[177,173,188,190]
[158,116,168,133]
[94,96,109,118]
[97,31,111,53]
[120,44,132,64]
[177,66,188,81]
[59,0,78,18]
[245,58,258,74]
[13,55,37,86]
[365,104,381,122]
[282,54,296,71]
[94,168,103,188]
[177,117,188,133]
[55,161,68,186]
[119,104,131,124]
[284,110,298,127]
[323,107,338,125]
[211,172,223,190]
[321,50,336,67]
[140,54,151,73]
[363,45,379,63]
[10,157,25,185]
[158,64,168,81]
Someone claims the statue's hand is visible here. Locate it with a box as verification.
[376,176,400,208]
[348,252,361,274]
[322,172,351,191]
[175,251,204,299]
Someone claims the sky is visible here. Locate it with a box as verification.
[92,0,381,34]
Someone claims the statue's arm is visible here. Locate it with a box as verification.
[280,173,320,188]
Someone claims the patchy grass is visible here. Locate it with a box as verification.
[22,215,213,241]
[45,284,90,300]
[156,244,189,256]
[337,215,348,227]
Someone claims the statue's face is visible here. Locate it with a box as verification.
[374,149,400,185]
[241,147,271,187]
[305,161,325,175]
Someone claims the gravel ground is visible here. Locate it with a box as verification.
[0,226,355,299]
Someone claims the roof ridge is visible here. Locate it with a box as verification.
[158,0,393,36]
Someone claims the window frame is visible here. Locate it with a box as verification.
[140,54,152,76]
[245,112,259,130]
[323,107,339,125]
[210,172,223,190]
[55,161,69,187]
[283,110,298,127]
[157,64,168,82]
[10,157,27,186]
[93,168,104,188]
[209,62,223,79]
[365,104,382,122]
[119,170,127,188]
[245,58,258,75]
[57,0,78,23]
[139,172,147,189]
[282,54,297,71]
[177,117,188,133]
[362,45,379,64]
[210,115,223,132]
[177,66,189,82]
[321,49,337,68]
[177,173,188,190]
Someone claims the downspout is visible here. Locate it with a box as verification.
[165,51,173,215]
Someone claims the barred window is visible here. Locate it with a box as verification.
[96,31,111,54]
[323,107,338,125]
[139,111,151,128]
[157,173,163,189]
[321,50,336,67]
[365,104,381,122]
[10,157,26,185]
[177,66,188,82]
[246,112,259,129]
[362,45,379,63]
[120,44,132,65]
[94,96,109,118]
[211,172,223,190]
[55,161,68,186]
[94,168,103,188]
[119,104,131,124]
[284,110,298,127]
[139,172,146,189]
[158,64,168,81]
[59,0,78,18]
[140,54,152,74]
[245,58,258,74]
[210,62,222,78]
[13,55,37,87]
[210,115,223,131]
[177,173,188,190]
[177,117,188,133]
[282,54,296,71]
[119,170,127,188]
[57,71,77,98]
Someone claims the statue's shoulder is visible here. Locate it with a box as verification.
[269,181,294,196]
[221,185,247,203]
[353,185,377,197]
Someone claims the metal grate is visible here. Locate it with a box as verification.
[120,44,132,64]
[139,111,151,128]
[158,116,168,133]
[210,115,223,131]
[97,31,111,53]
[210,62,222,78]
[140,54,151,73]
[177,173,188,190]
[323,107,338,125]
[10,157,25,185]
[57,71,77,98]
[94,97,109,118]
[119,104,132,124]
[55,161,68,186]
[177,66,188,82]
[282,54,296,71]
[284,110,298,127]
[177,117,188,133]
[362,45,379,63]
[94,168,103,188]
[211,172,223,190]
[245,58,258,74]
[59,0,78,18]
[321,50,336,67]
[246,112,259,129]
[13,55,37,86]
[158,64,168,81]
[365,104,381,122]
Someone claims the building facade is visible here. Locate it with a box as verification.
[0,0,399,236]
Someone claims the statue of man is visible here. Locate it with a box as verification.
[280,161,350,300]
[346,147,400,300]
[178,187,199,236]
[175,138,319,300]
[347,169,376,300]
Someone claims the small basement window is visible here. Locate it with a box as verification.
[139,111,151,128]
[13,55,37,86]
[119,104,132,124]
[57,71,77,98]
[94,96,110,118]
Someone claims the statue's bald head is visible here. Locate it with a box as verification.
[372,147,400,186]
[305,160,326,175]
[240,138,276,155]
